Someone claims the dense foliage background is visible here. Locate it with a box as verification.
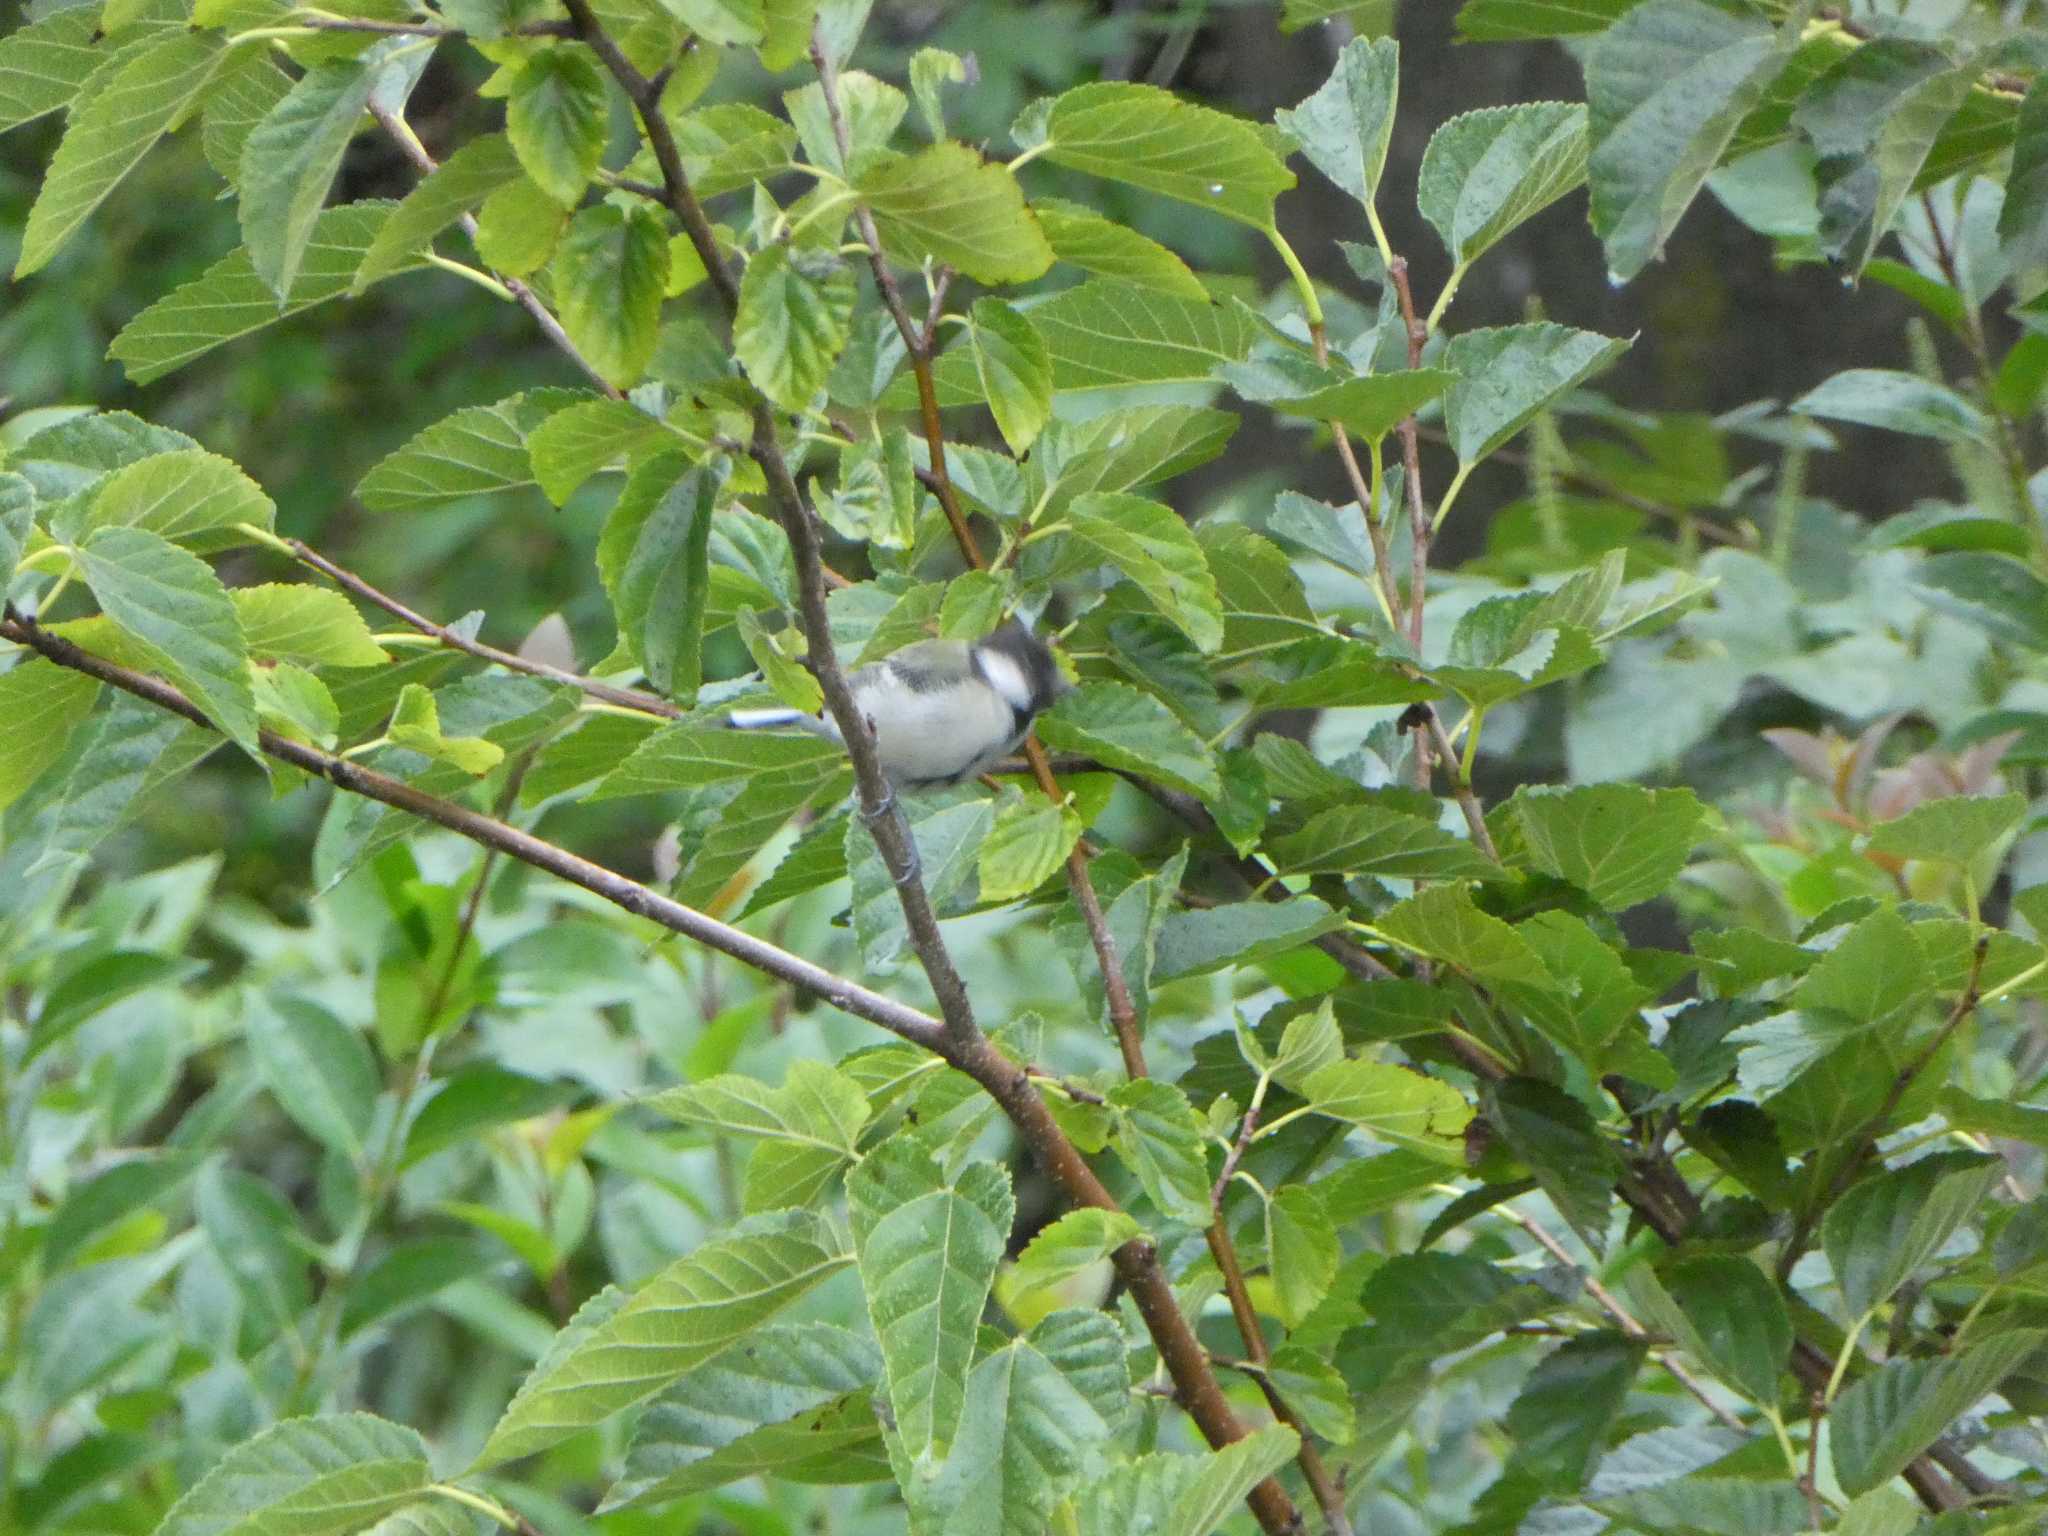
[5,1,2048,1534]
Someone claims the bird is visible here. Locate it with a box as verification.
[727,620,1071,789]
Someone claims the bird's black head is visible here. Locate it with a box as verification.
[973,620,1071,723]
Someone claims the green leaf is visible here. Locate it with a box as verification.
[1831,1331,2047,1495]
[596,721,841,796]
[1069,1427,1299,1536]
[847,795,991,969]
[474,1209,850,1467]
[1038,682,1218,799]
[387,684,505,775]
[355,131,521,292]
[734,245,855,410]
[911,1335,1109,1535]
[76,526,257,753]
[0,663,100,815]
[1790,369,1992,445]
[967,298,1053,456]
[1642,1255,1791,1405]
[1822,1151,2002,1319]
[525,397,682,506]
[1043,80,1294,229]
[647,1060,866,1164]
[1106,1078,1211,1224]
[1265,1184,1338,1327]
[1033,200,1207,299]
[1009,1210,1141,1295]
[246,997,379,1160]
[62,448,275,549]
[506,47,608,205]
[1506,1331,1645,1493]
[846,1140,1012,1464]
[474,175,568,275]
[1792,39,1974,277]
[1300,1057,1472,1161]
[1507,783,1704,910]
[154,1415,430,1536]
[238,51,390,300]
[196,1162,311,1337]
[1599,1476,1810,1536]
[978,791,1082,904]
[661,0,762,44]
[358,389,575,514]
[1375,881,1553,988]
[44,1152,202,1272]
[109,202,426,385]
[1268,802,1499,880]
[1274,36,1398,215]
[973,280,1258,395]
[1418,102,1587,270]
[1228,360,1455,445]
[1584,0,1803,283]
[1153,896,1341,981]
[202,49,291,191]
[1443,323,1629,470]
[1909,552,2048,650]
[909,46,963,140]
[16,31,229,278]
[1455,0,1637,39]
[0,472,30,587]
[399,1065,578,1168]
[1999,76,2048,272]
[1864,792,2027,865]
[856,143,1052,284]
[604,1323,884,1508]
[555,204,670,389]
[1789,907,1928,1028]
[0,6,102,134]
[1060,493,1223,653]
[1486,1077,1620,1233]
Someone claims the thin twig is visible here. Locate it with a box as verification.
[549,15,1294,1527]
[281,535,679,717]
[1425,709,1497,861]
[1495,1202,1747,1433]
[1,609,946,1052]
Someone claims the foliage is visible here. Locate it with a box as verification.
[4,2,2048,1536]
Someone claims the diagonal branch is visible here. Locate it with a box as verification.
[274,532,680,719]
[0,608,945,1052]
[552,13,1298,1530]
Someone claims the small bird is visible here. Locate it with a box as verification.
[728,620,1071,788]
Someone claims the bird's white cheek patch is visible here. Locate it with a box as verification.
[978,648,1034,714]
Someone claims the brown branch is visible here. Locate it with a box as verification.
[809,38,984,568]
[803,47,1150,1091]
[368,104,620,400]
[1424,709,1497,862]
[281,535,680,718]
[1,609,948,1052]
[549,15,1294,1527]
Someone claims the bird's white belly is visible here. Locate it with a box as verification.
[860,671,1018,784]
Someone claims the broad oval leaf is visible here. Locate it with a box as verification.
[474,1209,851,1468]
[1043,80,1296,229]
[1443,323,1629,470]
[355,131,522,292]
[1418,101,1588,269]
[1037,682,1220,799]
[734,244,855,411]
[554,203,670,389]
[153,1414,431,1536]
[76,525,257,752]
[506,47,608,206]
[857,142,1052,284]
[1273,35,1398,215]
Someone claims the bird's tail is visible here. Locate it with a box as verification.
[727,707,810,730]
